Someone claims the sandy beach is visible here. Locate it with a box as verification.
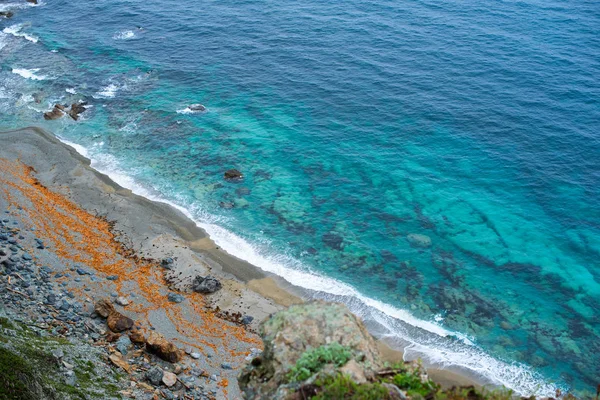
[0,127,483,398]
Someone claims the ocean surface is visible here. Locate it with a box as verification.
[1,0,599,395]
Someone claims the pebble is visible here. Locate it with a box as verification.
[190,352,201,359]
[162,371,177,387]
[167,293,184,303]
[115,296,130,306]
[106,275,118,281]
[221,362,232,370]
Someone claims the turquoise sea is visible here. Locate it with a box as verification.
[1,0,598,395]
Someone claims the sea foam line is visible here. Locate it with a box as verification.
[3,24,39,43]
[57,137,562,398]
[12,68,47,81]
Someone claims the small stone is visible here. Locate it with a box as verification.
[162,371,177,387]
[52,348,64,360]
[221,362,232,370]
[115,296,130,306]
[191,275,222,294]
[146,367,163,386]
[76,268,88,275]
[21,253,32,261]
[190,352,201,359]
[241,315,254,325]
[167,293,184,303]
[116,335,132,355]
[106,275,118,281]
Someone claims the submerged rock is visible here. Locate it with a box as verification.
[224,169,243,181]
[406,233,432,248]
[191,275,222,294]
[0,11,14,18]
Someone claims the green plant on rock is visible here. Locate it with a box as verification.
[390,368,439,397]
[287,343,354,383]
[311,373,391,400]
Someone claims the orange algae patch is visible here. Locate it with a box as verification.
[0,158,261,361]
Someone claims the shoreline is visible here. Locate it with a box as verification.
[1,126,501,394]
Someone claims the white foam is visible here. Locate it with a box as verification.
[12,68,46,81]
[113,30,135,40]
[53,137,564,397]
[94,83,119,98]
[0,2,37,12]
[66,88,77,94]
[3,24,38,43]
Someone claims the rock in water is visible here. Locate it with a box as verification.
[0,11,14,18]
[188,104,206,112]
[145,331,183,363]
[43,104,65,120]
[238,301,382,399]
[191,275,222,294]
[406,233,432,248]
[68,102,86,120]
[224,169,243,181]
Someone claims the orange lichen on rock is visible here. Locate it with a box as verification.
[0,158,261,363]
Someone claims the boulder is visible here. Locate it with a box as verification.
[145,331,183,363]
[191,275,222,294]
[406,233,432,248]
[129,330,146,344]
[224,169,243,181]
[238,301,382,399]
[0,11,14,18]
[107,312,134,332]
[94,299,134,332]
[68,102,86,120]
[43,104,65,120]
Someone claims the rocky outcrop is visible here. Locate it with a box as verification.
[68,102,86,120]
[191,275,222,294]
[188,104,206,112]
[239,301,383,399]
[43,104,65,120]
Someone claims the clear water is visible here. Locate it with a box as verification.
[1,0,598,395]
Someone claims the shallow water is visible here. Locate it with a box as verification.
[0,0,598,395]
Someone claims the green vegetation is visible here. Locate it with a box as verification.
[295,360,539,400]
[0,316,122,399]
[311,374,391,400]
[0,347,39,400]
[287,343,354,382]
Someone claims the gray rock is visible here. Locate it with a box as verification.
[21,253,32,260]
[115,335,132,355]
[146,366,163,386]
[221,362,232,370]
[167,293,184,303]
[191,276,222,294]
[241,315,254,325]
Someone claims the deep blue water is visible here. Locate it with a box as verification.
[1,0,599,395]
